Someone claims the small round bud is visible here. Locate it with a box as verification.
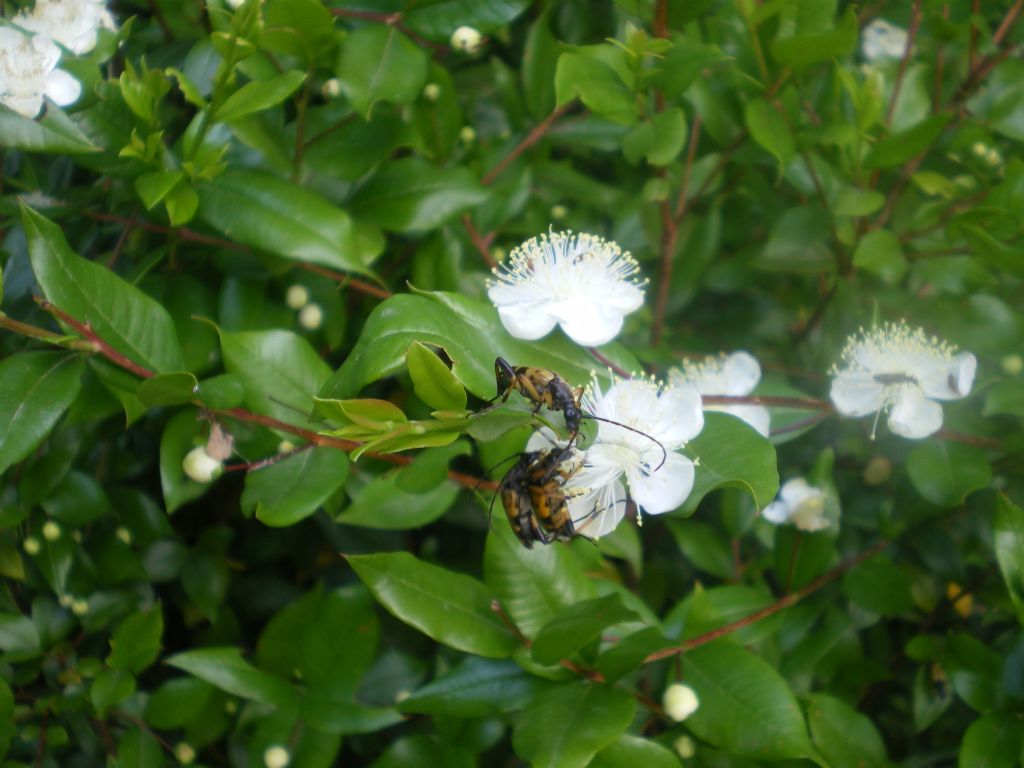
[72,530,82,543]
[42,521,62,541]
[263,745,291,768]
[673,735,696,759]
[986,148,1002,167]
[71,599,90,616]
[285,284,309,310]
[662,683,699,721]
[58,594,74,608]
[321,78,341,99]
[490,247,506,264]
[115,527,132,545]
[1002,354,1023,375]
[862,455,892,486]
[550,204,568,221]
[394,689,411,703]
[174,741,196,765]
[183,447,222,484]
[450,25,483,54]
[459,125,476,143]
[226,0,244,8]
[298,303,323,331]
[423,82,441,101]
[947,582,973,618]
[278,440,296,454]
[23,537,41,556]
[225,699,238,714]
[971,141,987,158]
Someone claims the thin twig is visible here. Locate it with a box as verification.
[587,347,632,378]
[886,0,922,125]
[462,215,497,268]
[481,103,574,186]
[37,299,154,379]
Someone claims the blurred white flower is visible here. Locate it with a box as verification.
[763,478,828,532]
[263,746,290,768]
[183,446,222,483]
[298,303,323,330]
[285,284,309,309]
[16,0,116,55]
[663,683,700,721]
[830,321,976,439]
[42,520,62,541]
[669,351,770,437]
[531,376,703,539]
[450,25,482,54]
[861,19,909,61]
[488,230,646,347]
[0,28,81,118]
[23,536,41,556]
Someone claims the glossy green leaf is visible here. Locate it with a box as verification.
[651,42,731,99]
[512,682,635,768]
[771,9,857,69]
[337,472,457,529]
[834,188,885,217]
[241,447,348,527]
[135,170,184,210]
[0,104,99,153]
[596,627,675,684]
[108,607,163,673]
[982,380,1024,417]
[403,0,530,39]
[91,668,136,715]
[555,51,636,125]
[399,657,549,717]
[805,693,887,768]
[117,727,164,768]
[336,26,428,118]
[406,341,467,411]
[531,594,641,665]
[745,98,794,172]
[683,643,821,762]
[591,735,682,768]
[0,352,83,477]
[994,494,1024,626]
[349,158,489,232]
[958,712,1022,768]
[217,70,306,122]
[0,613,40,656]
[346,551,519,658]
[906,442,992,507]
[24,207,184,373]
[853,229,907,284]
[865,114,952,169]
[842,554,915,614]
[681,413,779,514]
[136,371,199,407]
[158,410,210,513]
[0,678,13,759]
[166,647,299,710]
[144,677,214,729]
[623,107,687,166]
[197,169,381,276]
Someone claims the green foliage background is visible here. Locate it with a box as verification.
[1,0,1024,766]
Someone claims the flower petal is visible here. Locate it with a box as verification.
[571,481,627,539]
[708,404,770,437]
[888,388,943,439]
[830,370,884,416]
[721,351,761,395]
[626,452,694,515]
[495,304,558,341]
[44,69,82,107]
[762,500,790,524]
[3,93,45,118]
[779,477,815,506]
[919,352,976,401]
[656,383,704,446]
[552,300,626,347]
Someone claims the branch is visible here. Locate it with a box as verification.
[37,299,154,379]
[481,103,575,186]
[885,0,922,125]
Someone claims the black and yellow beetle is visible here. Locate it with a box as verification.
[496,445,582,548]
[494,357,584,439]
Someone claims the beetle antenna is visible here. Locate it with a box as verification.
[580,415,668,472]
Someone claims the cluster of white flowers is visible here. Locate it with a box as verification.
[489,230,979,541]
[1,0,114,118]
[861,18,909,62]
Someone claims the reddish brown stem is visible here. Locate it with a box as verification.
[296,263,392,298]
[885,0,922,125]
[37,299,154,379]
[702,394,834,411]
[481,103,574,186]
[587,347,633,378]
[462,215,497,268]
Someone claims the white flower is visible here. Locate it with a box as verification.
[663,683,700,721]
[450,25,482,55]
[0,28,81,118]
[487,230,646,347]
[263,746,290,768]
[762,478,828,532]
[861,19,909,61]
[830,322,976,439]
[183,446,222,483]
[531,377,703,539]
[15,0,116,56]
[669,351,770,437]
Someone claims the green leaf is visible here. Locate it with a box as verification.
[337,473,458,529]
[994,494,1024,626]
[144,678,214,729]
[745,98,794,172]
[220,328,332,426]
[596,627,675,684]
[483,522,596,639]
[853,229,907,284]
[681,413,779,514]
[135,170,185,210]
[842,554,916,614]
[241,447,348,527]
[623,107,687,166]
[805,693,887,768]
[555,51,637,125]
[0,678,13,758]
[402,0,530,39]
[833,188,885,217]
[906,442,992,507]
[531,594,641,666]
[958,712,1023,768]
[0,352,83,477]
[406,341,467,411]
[591,735,682,768]
[771,9,857,69]
[983,380,1024,417]
[512,682,635,768]
[349,158,489,233]
[166,647,299,710]
[669,519,734,579]
[399,657,549,717]
[865,114,952,169]
[159,410,209,514]
[108,607,163,673]
[959,225,1024,279]
[651,42,732,100]
[136,371,199,407]
[117,727,163,768]
[197,169,381,276]
[217,70,307,122]
[336,26,428,119]
[346,551,519,658]
[91,668,136,715]
[0,104,99,154]
[0,613,41,656]
[683,643,821,762]
[23,207,184,373]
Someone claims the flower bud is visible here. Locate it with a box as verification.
[986,148,1002,167]
[42,521,62,541]
[862,455,892,485]
[59,594,74,608]
[23,536,41,556]
[459,125,476,143]
[423,82,441,101]
[71,599,90,616]
[663,683,699,721]
[278,440,296,454]
[1002,354,1023,375]
[116,527,132,545]
[321,78,341,98]
[673,735,696,759]
[264,745,291,768]
[285,284,309,309]
[225,0,244,8]
[298,303,323,330]
[183,447,222,484]
[971,141,987,158]
[394,689,411,703]
[450,25,483,54]
[225,699,238,714]
[174,742,196,765]
[550,204,568,220]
